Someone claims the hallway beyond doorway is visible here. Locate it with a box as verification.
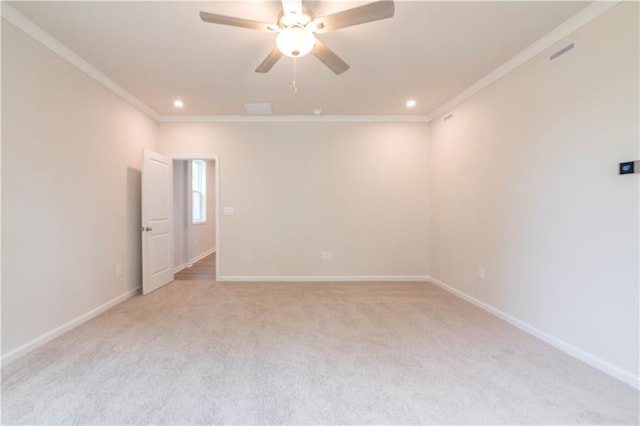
[174,253,216,281]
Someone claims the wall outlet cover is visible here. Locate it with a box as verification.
[478,267,486,281]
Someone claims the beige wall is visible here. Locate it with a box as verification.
[428,2,639,378]
[158,122,430,278]
[2,1,637,388]
[1,22,157,354]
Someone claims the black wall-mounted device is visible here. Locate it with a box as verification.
[619,161,639,175]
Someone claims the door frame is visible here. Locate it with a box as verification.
[172,154,220,281]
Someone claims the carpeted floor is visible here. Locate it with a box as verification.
[2,281,638,425]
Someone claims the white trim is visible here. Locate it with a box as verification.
[1,1,617,124]
[215,158,220,282]
[173,247,216,274]
[218,275,429,282]
[1,287,140,366]
[1,2,4,368]
[171,154,219,160]
[189,248,216,265]
[1,3,159,120]
[426,1,620,121]
[174,263,190,274]
[428,276,639,390]
[158,115,430,123]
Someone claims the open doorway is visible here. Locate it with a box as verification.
[171,156,219,281]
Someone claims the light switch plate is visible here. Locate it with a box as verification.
[223,207,235,216]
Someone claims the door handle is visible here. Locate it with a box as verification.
[141,226,153,232]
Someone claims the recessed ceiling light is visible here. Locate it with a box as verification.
[173,100,184,108]
[406,99,417,108]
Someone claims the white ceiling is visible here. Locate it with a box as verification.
[8,1,590,117]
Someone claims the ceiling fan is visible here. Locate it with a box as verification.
[199,0,395,75]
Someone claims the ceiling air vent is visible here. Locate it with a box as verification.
[244,103,273,115]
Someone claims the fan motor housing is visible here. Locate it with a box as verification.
[277,9,315,29]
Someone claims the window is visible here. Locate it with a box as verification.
[192,160,206,224]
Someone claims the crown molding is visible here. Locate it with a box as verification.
[157,114,430,123]
[426,1,620,122]
[0,3,427,124]
[1,3,160,121]
[2,1,619,125]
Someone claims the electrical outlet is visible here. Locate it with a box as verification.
[478,267,486,281]
[321,251,333,261]
[116,264,123,276]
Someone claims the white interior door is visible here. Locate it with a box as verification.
[142,149,174,294]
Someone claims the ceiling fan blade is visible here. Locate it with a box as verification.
[281,0,303,16]
[312,40,349,75]
[313,1,394,33]
[199,11,276,31]
[255,48,283,73]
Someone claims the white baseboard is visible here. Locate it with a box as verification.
[173,263,190,274]
[1,287,140,367]
[217,275,429,282]
[428,276,639,390]
[189,248,215,265]
[173,248,215,273]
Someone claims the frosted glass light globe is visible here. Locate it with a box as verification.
[276,26,316,58]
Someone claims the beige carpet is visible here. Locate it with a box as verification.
[2,281,638,425]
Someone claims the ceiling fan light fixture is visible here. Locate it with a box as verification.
[199,0,395,74]
[276,26,316,58]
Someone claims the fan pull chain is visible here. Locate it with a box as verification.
[292,59,298,94]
